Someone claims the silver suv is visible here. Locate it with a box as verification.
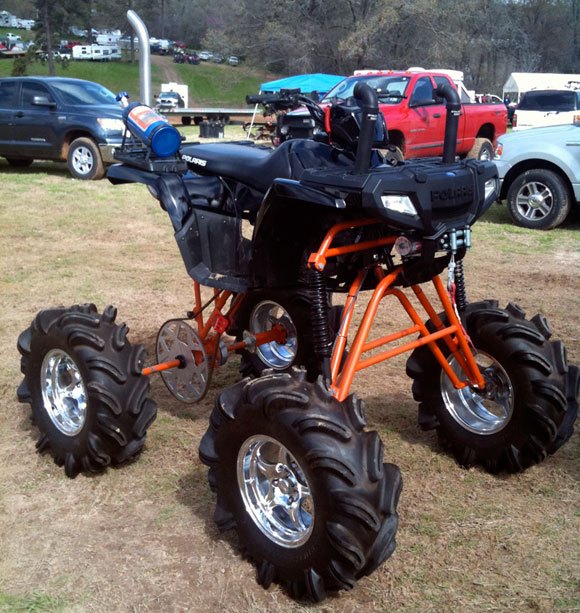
[494,122,580,229]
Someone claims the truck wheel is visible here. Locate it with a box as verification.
[6,157,33,168]
[199,370,402,601]
[235,290,342,380]
[506,168,571,230]
[67,137,105,180]
[466,137,494,160]
[406,301,573,473]
[181,116,192,126]
[16,304,157,478]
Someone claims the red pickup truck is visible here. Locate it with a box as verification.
[278,68,507,161]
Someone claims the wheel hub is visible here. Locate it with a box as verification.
[441,350,514,435]
[516,181,552,219]
[250,301,298,369]
[40,348,88,436]
[237,435,314,548]
[156,319,210,403]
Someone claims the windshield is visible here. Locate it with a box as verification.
[161,92,179,99]
[323,75,411,104]
[50,80,118,106]
[519,90,578,112]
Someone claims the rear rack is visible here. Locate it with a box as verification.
[113,145,187,173]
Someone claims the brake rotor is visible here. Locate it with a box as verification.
[156,319,210,403]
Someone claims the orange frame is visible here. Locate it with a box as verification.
[144,217,486,404]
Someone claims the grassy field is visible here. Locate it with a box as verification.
[0,154,578,612]
[0,51,274,105]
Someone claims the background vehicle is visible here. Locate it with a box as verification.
[0,76,125,180]
[494,122,580,229]
[278,68,507,161]
[17,81,577,602]
[155,90,185,111]
[513,87,580,130]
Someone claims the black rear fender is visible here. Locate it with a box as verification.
[107,164,191,231]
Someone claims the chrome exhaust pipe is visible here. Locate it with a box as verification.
[127,10,151,106]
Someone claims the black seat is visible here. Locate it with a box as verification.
[180,139,355,193]
[180,140,294,192]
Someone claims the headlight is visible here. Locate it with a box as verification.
[494,143,503,159]
[381,194,417,216]
[97,118,125,133]
[484,177,498,201]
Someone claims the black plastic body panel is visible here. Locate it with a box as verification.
[175,208,251,292]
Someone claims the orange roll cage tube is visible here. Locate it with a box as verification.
[308,218,486,403]
[141,282,286,376]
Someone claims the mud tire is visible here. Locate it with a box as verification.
[199,369,402,601]
[406,301,574,473]
[17,304,157,478]
[466,137,494,160]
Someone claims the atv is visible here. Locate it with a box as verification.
[16,82,578,602]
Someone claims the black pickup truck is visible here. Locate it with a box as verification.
[0,76,125,180]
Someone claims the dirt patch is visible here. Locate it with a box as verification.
[151,54,180,86]
[0,161,578,612]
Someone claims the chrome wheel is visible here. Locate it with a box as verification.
[441,350,514,435]
[515,180,553,221]
[237,435,314,548]
[40,349,88,436]
[70,145,94,176]
[250,301,298,369]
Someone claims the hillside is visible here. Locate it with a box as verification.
[0,53,279,105]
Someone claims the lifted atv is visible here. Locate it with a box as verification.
[17,82,578,602]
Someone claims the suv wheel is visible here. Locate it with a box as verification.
[67,137,105,180]
[506,168,571,230]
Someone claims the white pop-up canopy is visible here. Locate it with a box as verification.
[502,72,580,103]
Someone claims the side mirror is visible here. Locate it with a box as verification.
[32,95,56,108]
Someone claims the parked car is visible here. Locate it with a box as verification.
[155,90,184,111]
[198,50,212,61]
[494,122,580,229]
[211,53,224,63]
[512,87,580,131]
[0,76,125,180]
[227,55,239,66]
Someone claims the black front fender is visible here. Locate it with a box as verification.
[251,179,347,287]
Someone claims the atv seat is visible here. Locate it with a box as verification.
[180,139,355,194]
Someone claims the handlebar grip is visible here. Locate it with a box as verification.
[246,94,282,105]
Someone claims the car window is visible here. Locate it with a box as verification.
[519,90,576,111]
[323,76,411,104]
[410,77,435,106]
[21,82,54,108]
[0,80,18,107]
[49,80,117,105]
[432,76,462,102]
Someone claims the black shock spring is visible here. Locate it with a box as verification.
[309,268,332,361]
[455,259,468,313]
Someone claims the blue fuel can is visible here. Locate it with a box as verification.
[123,102,182,157]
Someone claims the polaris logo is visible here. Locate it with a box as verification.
[431,185,473,205]
[181,154,207,167]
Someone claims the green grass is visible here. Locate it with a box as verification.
[0,53,276,105]
[0,592,67,612]
[172,62,275,105]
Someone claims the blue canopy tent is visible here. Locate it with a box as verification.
[260,73,345,96]
[246,73,345,140]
